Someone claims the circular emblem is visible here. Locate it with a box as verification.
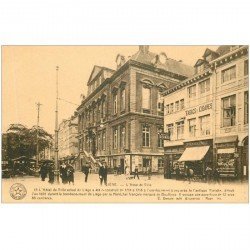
[9,183,27,200]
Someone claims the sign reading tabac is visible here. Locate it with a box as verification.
[1,45,248,203]
[185,103,212,116]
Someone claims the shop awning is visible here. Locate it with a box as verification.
[178,146,210,162]
[215,135,238,144]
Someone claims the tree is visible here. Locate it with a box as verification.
[2,123,53,161]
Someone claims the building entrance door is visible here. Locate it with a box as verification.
[143,158,151,173]
[120,158,125,174]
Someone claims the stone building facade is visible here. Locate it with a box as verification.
[77,46,194,173]
[163,45,248,179]
[58,116,79,168]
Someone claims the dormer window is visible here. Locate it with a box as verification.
[196,64,204,74]
[205,54,212,62]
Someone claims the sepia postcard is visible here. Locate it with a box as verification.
[1,45,249,203]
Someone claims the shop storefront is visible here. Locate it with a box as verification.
[164,146,185,179]
[215,136,238,178]
[177,139,213,177]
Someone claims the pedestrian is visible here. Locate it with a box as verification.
[40,163,47,181]
[48,164,55,184]
[213,168,221,184]
[175,164,180,180]
[186,166,193,184]
[125,166,130,179]
[134,165,139,180]
[66,164,75,185]
[60,163,67,184]
[147,167,152,180]
[99,161,108,186]
[84,162,91,183]
[205,165,213,183]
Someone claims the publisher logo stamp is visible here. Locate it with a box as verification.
[9,183,27,200]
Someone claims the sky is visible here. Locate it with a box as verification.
[2,45,218,134]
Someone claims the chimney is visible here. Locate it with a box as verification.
[139,45,149,54]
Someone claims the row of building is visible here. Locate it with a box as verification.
[55,45,248,179]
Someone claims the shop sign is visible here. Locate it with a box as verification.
[216,142,236,149]
[160,132,170,140]
[185,103,212,116]
[185,139,212,147]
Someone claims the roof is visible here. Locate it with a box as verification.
[194,59,206,67]
[87,65,115,85]
[203,48,219,58]
[216,45,232,56]
[130,50,194,77]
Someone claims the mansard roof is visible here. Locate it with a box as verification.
[130,49,194,78]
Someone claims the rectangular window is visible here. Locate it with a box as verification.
[102,131,106,150]
[176,121,184,140]
[180,99,185,110]
[199,115,211,136]
[188,85,196,99]
[101,100,106,119]
[244,91,248,124]
[97,103,101,121]
[165,104,170,115]
[199,79,210,95]
[222,95,236,127]
[175,101,180,112]
[113,93,118,114]
[113,128,118,149]
[158,158,164,171]
[222,65,236,83]
[167,124,174,140]
[142,125,150,147]
[188,118,196,137]
[169,103,174,113]
[120,126,126,148]
[121,88,126,111]
[244,60,249,76]
[142,86,151,110]
[158,102,164,112]
[157,127,164,147]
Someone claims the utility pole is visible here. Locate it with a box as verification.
[54,66,60,184]
[36,102,42,168]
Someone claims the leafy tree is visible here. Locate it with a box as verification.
[2,123,53,161]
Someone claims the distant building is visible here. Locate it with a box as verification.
[77,46,194,173]
[163,45,248,179]
[58,116,79,169]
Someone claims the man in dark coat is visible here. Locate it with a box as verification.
[48,164,55,184]
[60,163,67,184]
[134,166,139,179]
[99,162,108,186]
[66,164,75,185]
[84,163,91,183]
[40,163,47,181]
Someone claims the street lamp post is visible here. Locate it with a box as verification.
[54,66,60,184]
[36,102,42,168]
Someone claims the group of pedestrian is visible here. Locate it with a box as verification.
[60,163,75,185]
[40,162,55,184]
[81,160,108,185]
